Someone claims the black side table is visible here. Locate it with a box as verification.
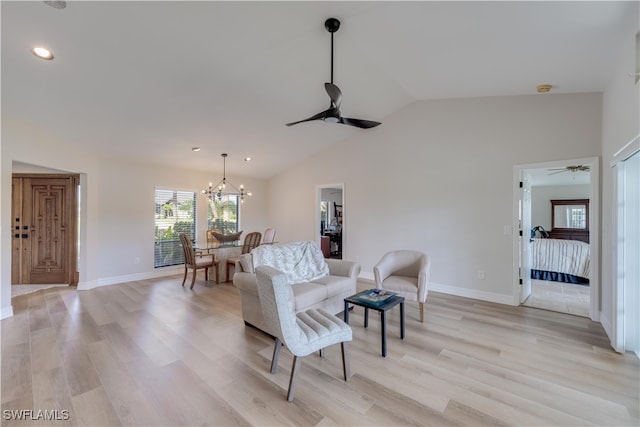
[344,291,405,357]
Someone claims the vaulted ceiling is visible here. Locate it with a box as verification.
[2,1,631,178]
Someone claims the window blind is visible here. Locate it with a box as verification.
[154,189,196,268]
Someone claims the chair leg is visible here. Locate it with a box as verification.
[270,338,282,374]
[215,263,219,284]
[419,302,425,323]
[287,356,302,402]
[319,348,324,357]
[181,265,188,287]
[204,267,208,281]
[226,261,234,282]
[341,342,350,381]
[189,267,197,289]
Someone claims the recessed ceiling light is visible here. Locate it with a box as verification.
[244,157,251,162]
[537,84,552,94]
[32,47,54,60]
[192,147,201,152]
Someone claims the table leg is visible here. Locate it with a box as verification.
[364,307,369,328]
[400,301,405,339]
[381,310,387,357]
[344,301,350,324]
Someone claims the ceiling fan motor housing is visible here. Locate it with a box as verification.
[325,18,340,33]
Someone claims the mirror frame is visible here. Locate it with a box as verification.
[551,199,589,231]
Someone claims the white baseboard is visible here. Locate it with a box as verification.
[359,272,374,281]
[429,282,516,306]
[1,305,14,320]
[77,266,183,291]
[600,311,613,341]
[358,273,515,306]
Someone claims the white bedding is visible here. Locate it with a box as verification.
[531,238,590,279]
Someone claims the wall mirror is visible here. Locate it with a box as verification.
[551,199,589,230]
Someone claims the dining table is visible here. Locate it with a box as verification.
[194,241,242,282]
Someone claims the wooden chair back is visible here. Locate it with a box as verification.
[241,231,262,254]
[179,233,196,266]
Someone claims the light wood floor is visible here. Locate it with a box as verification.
[2,275,638,426]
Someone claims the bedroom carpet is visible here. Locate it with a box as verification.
[523,279,589,317]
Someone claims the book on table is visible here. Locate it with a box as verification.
[354,289,397,305]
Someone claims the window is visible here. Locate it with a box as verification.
[207,194,239,234]
[154,189,196,268]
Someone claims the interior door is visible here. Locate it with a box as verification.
[12,174,78,285]
[519,174,532,303]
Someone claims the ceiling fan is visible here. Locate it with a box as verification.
[547,165,590,175]
[286,18,381,129]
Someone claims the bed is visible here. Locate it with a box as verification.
[530,238,590,285]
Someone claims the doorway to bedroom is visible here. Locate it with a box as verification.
[514,157,599,319]
[317,184,344,259]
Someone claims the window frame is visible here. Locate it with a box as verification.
[154,188,197,268]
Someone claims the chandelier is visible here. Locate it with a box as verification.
[202,153,252,203]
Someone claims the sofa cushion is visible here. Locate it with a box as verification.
[251,241,329,284]
[311,275,356,298]
[291,282,328,311]
[239,253,254,273]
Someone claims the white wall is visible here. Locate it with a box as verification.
[600,3,640,339]
[266,93,603,303]
[1,116,268,318]
[531,185,590,231]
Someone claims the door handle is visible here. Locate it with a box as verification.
[14,234,20,239]
[21,234,29,239]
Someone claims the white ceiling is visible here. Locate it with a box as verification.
[2,1,631,179]
[527,167,591,187]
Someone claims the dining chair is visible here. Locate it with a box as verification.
[255,265,352,401]
[179,233,219,289]
[226,231,262,282]
[374,250,431,322]
[263,228,276,244]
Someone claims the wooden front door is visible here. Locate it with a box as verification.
[11,174,79,285]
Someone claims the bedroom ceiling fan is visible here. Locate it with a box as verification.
[547,165,590,175]
[286,18,381,129]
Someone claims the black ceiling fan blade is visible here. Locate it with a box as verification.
[325,82,342,108]
[285,109,331,126]
[339,117,381,129]
[287,18,381,130]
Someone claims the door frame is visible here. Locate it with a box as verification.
[516,171,533,303]
[611,134,640,354]
[11,173,79,286]
[513,156,600,321]
[316,183,344,257]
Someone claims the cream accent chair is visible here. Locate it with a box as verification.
[255,265,352,402]
[374,250,431,322]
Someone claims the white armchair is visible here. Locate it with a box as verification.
[374,250,431,322]
[255,265,352,401]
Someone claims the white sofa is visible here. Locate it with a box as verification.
[233,242,360,336]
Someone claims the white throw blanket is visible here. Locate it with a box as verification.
[251,241,329,284]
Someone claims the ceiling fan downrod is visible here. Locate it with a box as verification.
[325,18,340,85]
